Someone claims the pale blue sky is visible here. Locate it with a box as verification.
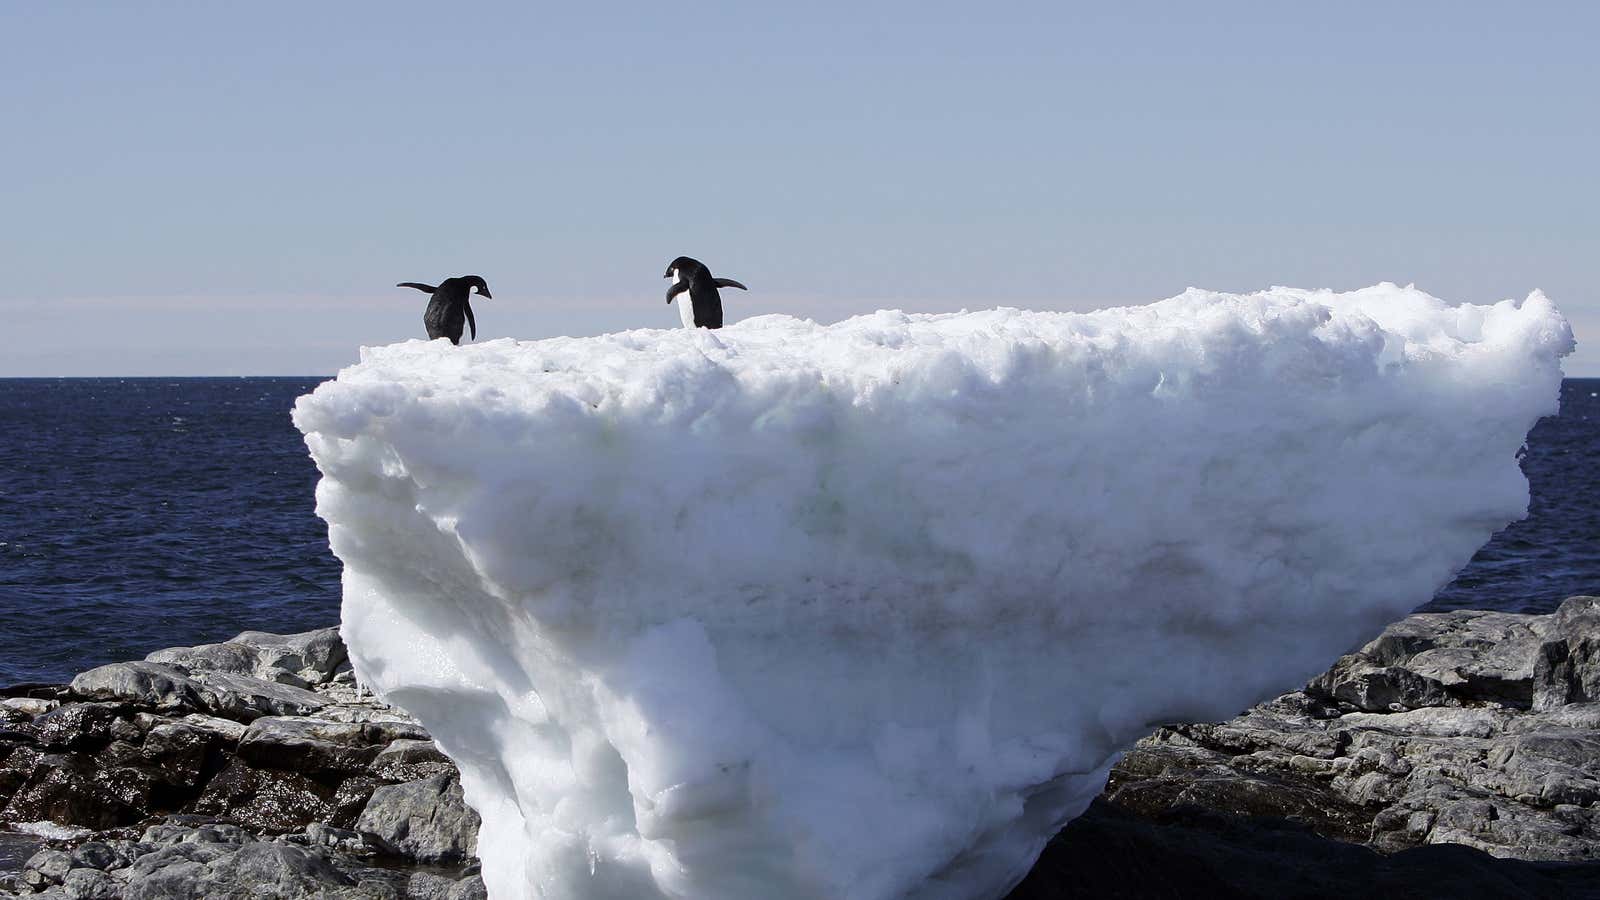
[2,2,1595,375]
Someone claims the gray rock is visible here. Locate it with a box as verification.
[1110,598,1600,863]
[1,698,59,717]
[237,717,382,774]
[231,628,348,685]
[204,841,355,897]
[177,712,250,744]
[59,868,118,900]
[21,849,73,889]
[1533,596,1600,711]
[370,739,456,783]
[146,628,347,691]
[1308,661,1450,711]
[356,775,480,865]
[191,672,329,721]
[68,841,126,871]
[305,821,373,855]
[446,874,488,900]
[68,663,206,712]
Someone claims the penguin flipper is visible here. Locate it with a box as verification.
[666,282,689,304]
[397,282,438,293]
[713,278,748,291]
[464,302,477,341]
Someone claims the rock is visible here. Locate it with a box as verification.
[1105,599,1600,864]
[305,821,372,855]
[177,713,250,744]
[60,868,119,900]
[237,717,382,774]
[2,752,148,829]
[26,703,127,751]
[356,775,480,865]
[330,776,382,829]
[1,698,59,717]
[1534,596,1600,711]
[140,722,217,791]
[188,758,337,833]
[221,628,348,685]
[21,848,73,890]
[191,672,329,721]
[447,874,488,900]
[197,840,356,897]
[146,628,347,691]
[68,841,127,871]
[1308,661,1450,712]
[370,739,456,782]
[1004,798,1600,900]
[67,662,206,712]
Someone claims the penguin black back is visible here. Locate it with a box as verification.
[664,256,747,329]
[397,275,492,344]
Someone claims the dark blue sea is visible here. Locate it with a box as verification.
[0,378,1596,686]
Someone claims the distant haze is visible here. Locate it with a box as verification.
[2,3,1594,376]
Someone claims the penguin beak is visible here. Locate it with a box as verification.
[478,287,493,299]
[663,268,673,278]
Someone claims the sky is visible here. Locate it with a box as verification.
[1,2,1595,376]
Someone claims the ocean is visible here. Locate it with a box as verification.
[0,377,1596,686]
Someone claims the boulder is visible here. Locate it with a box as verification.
[370,739,457,783]
[188,758,337,833]
[67,662,206,712]
[192,672,329,720]
[146,627,348,690]
[356,774,480,865]
[237,717,381,774]
[1533,596,1600,711]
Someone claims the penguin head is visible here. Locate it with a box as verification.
[463,275,492,299]
[664,256,701,279]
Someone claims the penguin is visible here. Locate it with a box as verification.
[397,276,492,345]
[664,257,747,329]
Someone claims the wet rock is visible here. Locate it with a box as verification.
[26,703,126,751]
[370,739,456,783]
[188,758,337,833]
[447,874,488,900]
[140,722,217,791]
[2,753,147,829]
[356,775,480,865]
[67,662,206,712]
[330,776,381,829]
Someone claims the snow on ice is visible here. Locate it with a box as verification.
[294,284,1572,899]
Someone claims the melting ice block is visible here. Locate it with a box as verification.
[294,285,1571,899]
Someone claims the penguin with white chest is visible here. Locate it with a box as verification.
[664,256,747,329]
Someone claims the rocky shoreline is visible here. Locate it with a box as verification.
[3,597,1598,898]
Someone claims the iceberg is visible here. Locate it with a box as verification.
[293,284,1572,899]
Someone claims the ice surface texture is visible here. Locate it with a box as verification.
[294,284,1571,900]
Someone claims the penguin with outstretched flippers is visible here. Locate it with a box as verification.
[663,257,747,329]
[397,276,492,344]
